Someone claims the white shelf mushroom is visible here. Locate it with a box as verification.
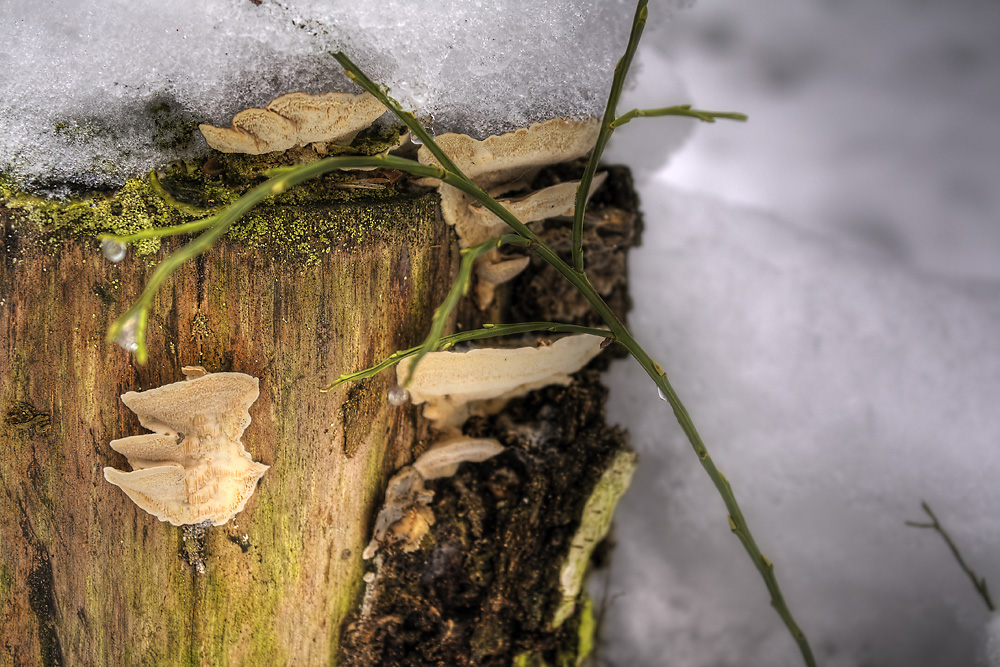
[199,91,387,155]
[103,371,268,526]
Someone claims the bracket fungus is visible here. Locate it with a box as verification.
[363,436,504,559]
[199,91,386,154]
[417,119,604,308]
[103,370,268,526]
[417,118,600,192]
[397,334,606,430]
[468,173,609,308]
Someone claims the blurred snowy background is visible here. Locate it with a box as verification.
[2,0,999,665]
[602,1,1000,665]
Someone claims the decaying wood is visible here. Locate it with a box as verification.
[343,162,643,667]
[0,183,455,666]
[0,160,642,667]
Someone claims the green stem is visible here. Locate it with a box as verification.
[99,215,219,244]
[331,52,464,178]
[571,0,647,274]
[400,233,529,388]
[906,501,995,611]
[332,46,816,667]
[611,105,748,128]
[107,154,448,362]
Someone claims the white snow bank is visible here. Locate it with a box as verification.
[0,0,686,192]
[602,180,1000,666]
[650,0,1000,281]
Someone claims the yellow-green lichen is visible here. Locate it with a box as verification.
[572,596,596,667]
[513,651,549,667]
[552,449,637,627]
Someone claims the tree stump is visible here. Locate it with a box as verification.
[0,160,640,667]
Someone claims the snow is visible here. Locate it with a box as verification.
[986,613,1000,667]
[4,0,1000,664]
[599,0,1000,664]
[600,183,1000,666]
[0,0,687,192]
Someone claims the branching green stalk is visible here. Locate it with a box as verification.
[99,215,219,244]
[571,0,647,274]
[107,154,448,362]
[331,52,464,178]
[399,233,530,388]
[321,322,614,392]
[334,33,816,667]
[906,501,995,611]
[104,4,815,661]
[611,105,748,128]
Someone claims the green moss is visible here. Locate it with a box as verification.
[572,596,596,667]
[1,135,434,267]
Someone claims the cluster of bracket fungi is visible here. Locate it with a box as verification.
[103,366,268,526]
[107,90,608,546]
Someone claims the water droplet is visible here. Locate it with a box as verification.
[387,387,410,406]
[657,386,667,401]
[101,239,127,263]
[410,133,423,146]
[115,314,140,352]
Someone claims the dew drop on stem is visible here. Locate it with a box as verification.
[657,386,667,401]
[115,313,141,352]
[387,387,410,406]
[101,239,127,263]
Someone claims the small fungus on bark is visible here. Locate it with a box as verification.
[416,118,604,308]
[397,334,606,430]
[362,436,504,559]
[199,91,386,154]
[103,371,268,526]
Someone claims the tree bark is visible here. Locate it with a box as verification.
[0,162,640,667]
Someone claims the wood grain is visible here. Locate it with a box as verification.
[0,191,455,667]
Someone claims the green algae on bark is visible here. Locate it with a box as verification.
[0,160,456,665]
[0,121,410,262]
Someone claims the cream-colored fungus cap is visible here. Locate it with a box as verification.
[417,118,600,191]
[397,334,605,429]
[199,91,386,154]
[103,372,268,526]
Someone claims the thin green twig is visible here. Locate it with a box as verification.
[906,501,995,611]
[399,233,530,388]
[99,215,219,244]
[611,105,748,128]
[105,6,814,662]
[331,52,464,178]
[571,0,647,274]
[106,154,448,362]
[320,322,614,392]
[333,46,816,666]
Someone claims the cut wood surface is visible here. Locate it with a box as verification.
[0,189,454,666]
